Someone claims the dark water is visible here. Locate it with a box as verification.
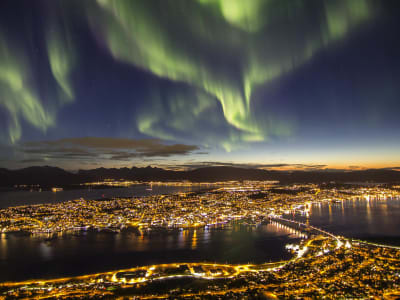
[0,223,297,282]
[0,185,205,208]
[295,197,400,245]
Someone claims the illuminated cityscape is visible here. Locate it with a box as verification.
[0,181,400,299]
[2,235,400,299]
[1,183,400,298]
[2,182,399,235]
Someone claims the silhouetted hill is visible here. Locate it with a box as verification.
[12,166,79,186]
[186,167,278,181]
[0,166,399,187]
[76,166,181,181]
[0,166,78,187]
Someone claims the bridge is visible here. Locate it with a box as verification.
[269,216,340,242]
[270,216,400,251]
[268,219,308,239]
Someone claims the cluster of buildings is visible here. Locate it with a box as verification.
[80,179,251,188]
[0,183,399,235]
[1,182,400,297]
[1,236,399,298]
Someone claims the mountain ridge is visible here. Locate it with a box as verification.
[0,165,399,187]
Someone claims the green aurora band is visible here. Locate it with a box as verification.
[47,30,75,101]
[0,35,54,144]
[89,0,373,150]
[0,13,75,144]
[0,0,375,151]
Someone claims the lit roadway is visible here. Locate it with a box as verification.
[270,216,340,241]
[2,222,400,299]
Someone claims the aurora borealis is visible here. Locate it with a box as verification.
[0,0,399,170]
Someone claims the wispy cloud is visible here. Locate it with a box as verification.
[167,161,328,171]
[18,158,46,164]
[20,137,201,163]
[381,166,400,171]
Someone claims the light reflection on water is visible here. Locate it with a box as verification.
[0,222,297,282]
[296,197,400,243]
[39,242,53,260]
[0,233,6,260]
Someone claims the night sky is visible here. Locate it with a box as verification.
[0,0,399,171]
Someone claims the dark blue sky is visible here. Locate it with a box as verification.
[0,0,399,170]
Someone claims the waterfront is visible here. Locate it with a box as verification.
[1,184,400,292]
[0,185,205,209]
[0,223,297,282]
[3,235,400,299]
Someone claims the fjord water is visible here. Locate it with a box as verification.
[0,223,296,282]
[0,185,205,208]
[300,197,400,245]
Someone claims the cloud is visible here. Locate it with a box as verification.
[19,158,46,164]
[20,137,200,163]
[348,165,364,170]
[23,147,93,155]
[381,167,400,171]
[172,161,328,171]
